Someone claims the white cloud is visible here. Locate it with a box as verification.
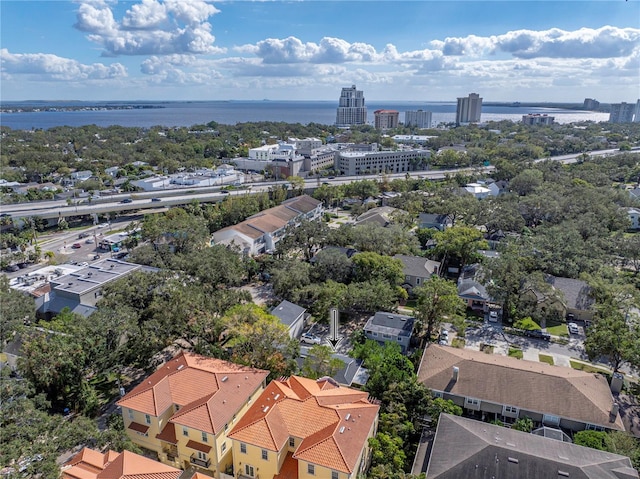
[0,48,127,80]
[438,26,640,59]
[75,0,222,56]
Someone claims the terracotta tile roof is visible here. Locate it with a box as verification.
[229,376,379,474]
[274,453,299,479]
[191,474,213,479]
[417,345,624,430]
[117,352,268,435]
[127,422,149,434]
[62,448,181,479]
[156,424,177,444]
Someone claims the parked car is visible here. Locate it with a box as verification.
[440,329,449,339]
[93,254,101,260]
[71,243,82,249]
[300,333,322,345]
[567,322,579,334]
[151,197,162,202]
[488,311,499,322]
[525,329,551,341]
[5,264,19,272]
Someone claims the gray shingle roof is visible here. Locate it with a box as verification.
[364,311,415,337]
[546,276,594,311]
[270,300,306,328]
[425,414,638,479]
[394,254,441,278]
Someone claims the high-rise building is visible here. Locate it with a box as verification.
[455,93,482,125]
[583,98,600,110]
[522,113,555,125]
[374,109,399,130]
[609,102,635,123]
[336,85,367,126]
[634,100,640,123]
[405,109,433,128]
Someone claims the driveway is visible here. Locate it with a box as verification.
[237,282,276,307]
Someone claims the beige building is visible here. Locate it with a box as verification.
[61,448,182,479]
[117,352,269,478]
[228,375,380,479]
[374,109,399,130]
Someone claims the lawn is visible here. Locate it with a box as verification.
[508,347,523,359]
[546,322,568,337]
[569,360,611,378]
[538,354,554,365]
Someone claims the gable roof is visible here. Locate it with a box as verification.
[546,276,594,311]
[364,311,415,337]
[117,352,268,435]
[62,448,181,479]
[417,345,624,430]
[228,376,379,473]
[394,254,440,278]
[271,300,306,328]
[425,414,638,479]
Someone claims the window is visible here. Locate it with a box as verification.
[503,405,519,415]
[416,278,420,285]
[543,414,560,426]
[144,414,151,425]
[585,424,604,431]
[182,426,189,437]
[307,464,315,475]
[240,443,247,454]
[197,451,208,461]
[382,334,392,339]
[127,409,134,420]
[289,437,295,447]
[221,442,227,452]
[232,413,237,423]
[244,465,254,477]
[433,391,443,399]
[262,449,268,460]
[224,423,228,432]
[201,431,208,443]
[397,337,402,341]
[332,472,339,479]
[372,332,378,337]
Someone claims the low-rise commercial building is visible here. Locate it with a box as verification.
[336,149,430,176]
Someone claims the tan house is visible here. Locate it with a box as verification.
[228,375,380,479]
[61,447,182,479]
[117,352,269,478]
[418,345,624,433]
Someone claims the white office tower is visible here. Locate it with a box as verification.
[634,100,640,123]
[609,102,636,123]
[405,110,433,128]
[456,93,483,125]
[336,85,367,126]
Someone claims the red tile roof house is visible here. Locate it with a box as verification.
[418,345,625,434]
[117,352,269,478]
[228,375,380,479]
[61,447,182,479]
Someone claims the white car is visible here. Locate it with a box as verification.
[567,322,579,334]
[489,311,499,322]
[300,333,322,345]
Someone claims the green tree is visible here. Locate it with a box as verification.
[0,275,34,345]
[511,416,534,432]
[222,304,299,379]
[574,430,610,450]
[310,248,354,284]
[352,251,404,285]
[426,397,463,426]
[368,432,406,471]
[301,344,343,379]
[413,277,465,342]
[432,226,487,271]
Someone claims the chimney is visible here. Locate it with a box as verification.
[452,366,459,382]
[610,372,624,394]
[610,403,620,421]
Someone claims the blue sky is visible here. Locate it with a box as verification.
[1,1,639,102]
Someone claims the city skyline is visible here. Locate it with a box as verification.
[1,1,639,103]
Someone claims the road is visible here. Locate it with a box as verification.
[2,166,493,220]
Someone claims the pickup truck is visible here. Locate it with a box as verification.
[524,329,551,341]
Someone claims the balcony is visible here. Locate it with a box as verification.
[190,455,211,469]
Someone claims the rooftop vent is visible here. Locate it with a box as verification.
[558,472,570,477]
[177,365,184,371]
[452,366,459,382]
[508,457,519,464]
[274,394,280,400]
[263,406,270,413]
[345,413,351,421]
[221,376,228,382]
[339,426,345,434]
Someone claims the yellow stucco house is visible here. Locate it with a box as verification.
[228,376,380,479]
[117,351,269,478]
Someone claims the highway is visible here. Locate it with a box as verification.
[0,146,627,220]
[1,166,492,220]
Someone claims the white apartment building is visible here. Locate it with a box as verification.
[336,149,431,176]
[609,102,636,123]
[456,93,483,125]
[336,85,367,126]
[404,110,433,128]
[634,99,640,123]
